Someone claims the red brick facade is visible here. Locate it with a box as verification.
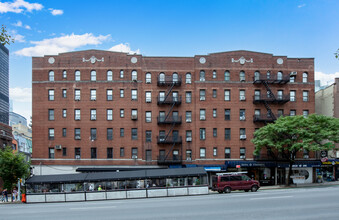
[32,50,314,167]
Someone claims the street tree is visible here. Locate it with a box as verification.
[0,147,30,191]
[0,25,14,46]
[335,48,339,60]
[252,114,339,185]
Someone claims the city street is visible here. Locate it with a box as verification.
[1,186,338,220]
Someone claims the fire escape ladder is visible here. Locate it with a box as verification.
[263,81,276,100]
[164,102,176,121]
[164,142,177,160]
[263,101,276,120]
[164,82,175,102]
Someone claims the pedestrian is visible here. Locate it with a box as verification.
[12,188,18,202]
[3,189,8,202]
[98,185,102,191]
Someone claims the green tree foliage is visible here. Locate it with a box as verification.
[252,114,339,185]
[335,49,339,59]
[0,25,14,46]
[0,147,30,191]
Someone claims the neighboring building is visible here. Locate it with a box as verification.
[12,122,32,162]
[32,50,315,185]
[9,111,28,126]
[315,78,339,181]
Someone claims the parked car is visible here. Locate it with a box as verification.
[212,173,260,193]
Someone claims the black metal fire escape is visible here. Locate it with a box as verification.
[157,75,182,165]
[253,73,290,123]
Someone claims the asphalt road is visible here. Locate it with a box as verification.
[1,186,339,220]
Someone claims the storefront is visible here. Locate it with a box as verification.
[319,159,339,182]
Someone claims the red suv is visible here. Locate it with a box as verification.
[212,173,260,193]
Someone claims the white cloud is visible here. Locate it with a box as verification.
[108,43,140,54]
[315,71,339,87]
[14,33,111,56]
[24,24,31,29]
[49,8,63,16]
[13,20,31,29]
[298,4,306,8]
[0,0,43,13]
[14,34,25,42]
[9,87,31,103]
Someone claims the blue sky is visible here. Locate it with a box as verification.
[1,0,339,120]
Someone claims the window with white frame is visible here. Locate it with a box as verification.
[186,73,191,84]
[90,89,96,101]
[159,73,165,83]
[290,110,296,116]
[75,109,81,120]
[91,70,96,81]
[277,71,283,80]
[107,109,113,120]
[48,109,54,120]
[120,89,124,98]
[49,148,55,159]
[213,70,217,79]
[254,90,261,101]
[62,89,67,98]
[290,75,295,83]
[131,89,137,100]
[173,73,178,83]
[62,109,67,118]
[146,73,151,83]
[145,91,152,103]
[131,109,138,119]
[186,150,192,161]
[224,109,231,120]
[266,71,271,79]
[200,70,205,81]
[240,148,246,158]
[107,89,113,101]
[145,111,152,123]
[74,89,81,101]
[49,128,55,140]
[290,90,296,102]
[199,89,206,101]
[49,71,54,81]
[199,128,206,140]
[186,91,192,103]
[132,70,137,81]
[200,109,206,120]
[107,70,113,81]
[90,109,97,120]
[213,109,217,118]
[186,130,192,142]
[120,70,124,78]
[159,91,165,101]
[75,70,81,81]
[200,148,206,158]
[240,71,245,81]
[74,128,81,140]
[303,110,309,118]
[239,90,246,101]
[63,70,67,79]
[212,89,217,98]
[303,91,309,102]
[186,111,192,123]
[277,90,283,100]
[303,72,308,83]
[213,147,217,156]
[48,89,54,101]
[224,71,230,81]
[254,71,260,81]
[240,109,246,121]
[224,89,230,101]
[120,109,124,118]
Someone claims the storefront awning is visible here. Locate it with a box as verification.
[226,161,276,168]
[277,161,322,168]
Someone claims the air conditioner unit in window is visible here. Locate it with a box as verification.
[240,96,246,101]
[146,99,151,103]
[200,97,205,101]
[132,78,138,82]
[240,135,247,140]
[91,98,96,101]
[187,157,192,161]
[131,115,138,120]
[303,155,309,159]
[186,119,192,123]
[55,145,62,150]
[132,155,138,159]
[75,98,80,101]
[290,71,297,76]
[75,136,81,140]
[186,137,192,142]
[75,155,80,159]
[240,155,246,159]
[240,116,246,121]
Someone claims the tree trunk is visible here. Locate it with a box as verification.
[287,160,294,186]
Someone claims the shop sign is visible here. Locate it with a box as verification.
[322,161,339,165]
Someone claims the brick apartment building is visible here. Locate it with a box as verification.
[32,50,315,185]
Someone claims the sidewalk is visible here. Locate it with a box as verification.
[0,194,22,204]
[260,180,339,190]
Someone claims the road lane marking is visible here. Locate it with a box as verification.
[250,195,293,200]
[70,206,116,210]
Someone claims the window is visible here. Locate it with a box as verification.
[255,109,261,117]
[199,128,206,140]
[132,148,138,158]
[240,128,246,139]
[49,71,54,81]
[200,70,205,81]
[107,128,113,140]
[224,109,231,120]
[186,150,192,161]
[131,128,138,140]
[290,75,295,83]
[63,70,67,79]
[303,72,308,83]
[75,148,81,159]
[200,109,206,120]
[213,128,217,137]
[62,89,67,98]
[107,89,113,101]
[91,148,97,159]
[131,109,138,120]
[303,91,309,102]
[254,71,260,81]
[75,70,81,81]
[254,90,261,101]
[90,128,97,140]
[186,130,192,142]
[200,148,206,158]
[146,73,151,83]
[90,89,96,101]
[172,91,179,102]
[48,109,54,120]
[213,147,217,156]
[145,111,152,123]
[120,70,124,78]
[120,128,124,137]
[146,130,152,142]
[212,89,217,98]
[224,90,230,101]
[172,72,178,83]
[290,110,296,116]
[240,71,245,81]
[62,147,67,156]
[186,111,192,123]
[120,147,125,157]
[213,109,217,118]
[159,73,165,83]
[107,148,113,159]
[239,90,246,101]
[107,109,113,120]
[75,109,81,120]
[62,128,66,137]
[74,89,81,101]
[225,128,231,140]
[120,89,124,98]
[199,89,206,101]
[266,71,271,79]
[74,128,81,140]
[49,148,55,159]
[277,90,283,100]
[186,91,192,103]
[91,70,96,81]
[303,110,309,118]
[290,90,296,102]
[303,149,309,159]
[107,70,113,81]
[213,70,217,79]
[277,109,284,117]
[277,71,283,80]
[186,73,191,84]
[48,89,54,101]
[145,91,152,103]
[120,109,124,118]
[240,109,246,121]
[131,89,137,100]
[146,150,152,162]
[224,71,230,81]
[240,148,246,158]
[132,70,137,81]
[48,128,54,140]
[159,130,166,141]
[90,109,97,120]
[225,148,231,159]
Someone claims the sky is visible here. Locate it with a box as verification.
[1,0,339,121]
